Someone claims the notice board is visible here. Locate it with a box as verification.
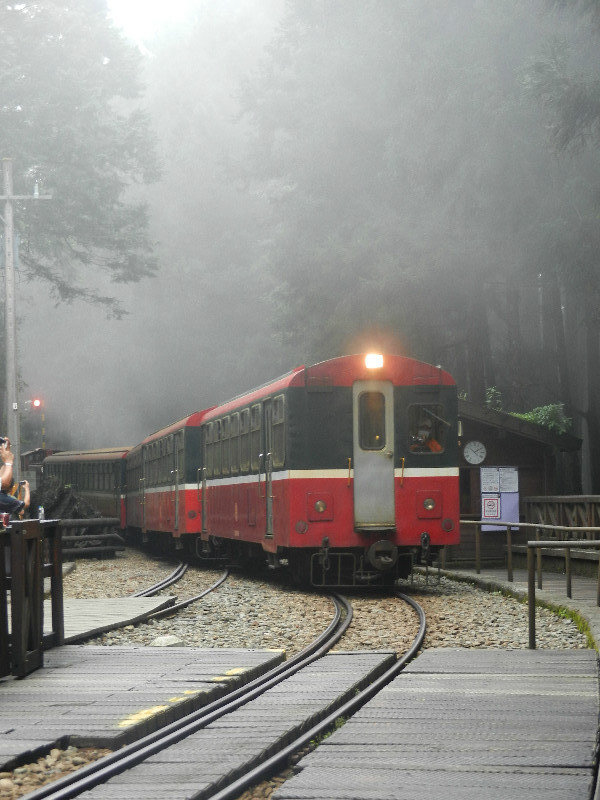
[481,467,519,531]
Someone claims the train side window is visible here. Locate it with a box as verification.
[214,420,222,477]
[230,412,240,475]
[408,404,446,454]
[240,409,250,472]
[359,392,386,450]
[250,404,262,472]
[272,394,286,468]
[177,430,185,477]
[221,416,230,477]
[205,422,214,478]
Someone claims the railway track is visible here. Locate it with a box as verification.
[131,561,188,596]
[129,558,232,620]
[23,591,424,800]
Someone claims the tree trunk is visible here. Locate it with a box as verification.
[585,294,600,493]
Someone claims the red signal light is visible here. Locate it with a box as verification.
[32,398,42,408]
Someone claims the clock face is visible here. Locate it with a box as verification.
[463,440,486,465]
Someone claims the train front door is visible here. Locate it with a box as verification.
[352,381,396,530]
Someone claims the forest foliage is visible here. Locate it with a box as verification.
[4,0,600,488]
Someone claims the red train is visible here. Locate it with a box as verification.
[43,354,460,587]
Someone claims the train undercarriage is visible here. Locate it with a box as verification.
[125,527,441,589]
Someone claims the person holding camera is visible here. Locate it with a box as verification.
[0,439,29,518]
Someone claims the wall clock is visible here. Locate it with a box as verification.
[463,440,487,465]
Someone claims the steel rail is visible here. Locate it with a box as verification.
[25,593,352,800]
[146,568,229,619]
[131,561,188,596]
[208,590,427,800]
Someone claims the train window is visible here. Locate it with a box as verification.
[230,412,240,475]
[250,403,262,472]
[221,416,230,477]
[177,430,184,477]
[214,420,222,477]
[272,394,286,468]
[205,422,214,478]
[359,392,386,450]
[408,404,446,454]
[240,409,250,472]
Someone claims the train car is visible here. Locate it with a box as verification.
[45,353,460,588]
[194,352,459,586]
[42,447,130,524]
[124,412,208,549]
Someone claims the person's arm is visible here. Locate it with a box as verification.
[0,440,14,491]
[20,480,31,510]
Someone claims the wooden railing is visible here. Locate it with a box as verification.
[460,519,600,649]
[1,519,64,678]
[524,496,600,536]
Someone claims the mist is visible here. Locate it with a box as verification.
[12,0,600,487]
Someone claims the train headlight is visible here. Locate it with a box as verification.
[365,353,384,369]
[423,497,436,511]
[314,500,327,513]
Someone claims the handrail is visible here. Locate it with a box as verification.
[459,519,600,649]
[460,519,600,585]
[526,540,600,649]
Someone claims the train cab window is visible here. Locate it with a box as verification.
[272,394,286,468]
[408,404,446,454]
[358,392,386,450]
[240,409,250,472]
[230,413,240,475]
[250,404,262,472]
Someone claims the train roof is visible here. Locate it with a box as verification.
[202,353,455,419]
[128,409,214,453]
[44,447,131,462]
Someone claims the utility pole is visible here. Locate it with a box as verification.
[1,157,51,476]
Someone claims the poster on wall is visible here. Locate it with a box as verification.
[480,468,500,493]
[499,467,519,493]
[482,494,501,519]
[481,467,519,531]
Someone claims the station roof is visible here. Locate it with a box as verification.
[458,400,581,452]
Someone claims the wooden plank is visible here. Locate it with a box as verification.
[274,649,599,800]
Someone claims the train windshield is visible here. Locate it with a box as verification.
[408,404,446,453]
[358,392,386,450]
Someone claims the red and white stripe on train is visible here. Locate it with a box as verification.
[43,353,460,587]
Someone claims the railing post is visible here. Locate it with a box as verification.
[565,546,572,599]
[597,548,600,608]
[10,520,44,677]
[527,544,536,649]
[44,521,64,646]
[0,528,10,677]
[475,523,481,574]
[506,525,513,582]
[536,526,543,589]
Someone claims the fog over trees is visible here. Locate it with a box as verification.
[4,0,600,489]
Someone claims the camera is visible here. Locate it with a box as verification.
[0,437,6,445]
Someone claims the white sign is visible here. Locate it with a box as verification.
[480,467,500,493]
[499,467,519,493]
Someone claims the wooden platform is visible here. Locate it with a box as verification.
[56,650,396,800]
[44,597,177,643]
[274,648,599,800]
[0,646,286,769]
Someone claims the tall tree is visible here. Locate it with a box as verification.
[0,0,158,316]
